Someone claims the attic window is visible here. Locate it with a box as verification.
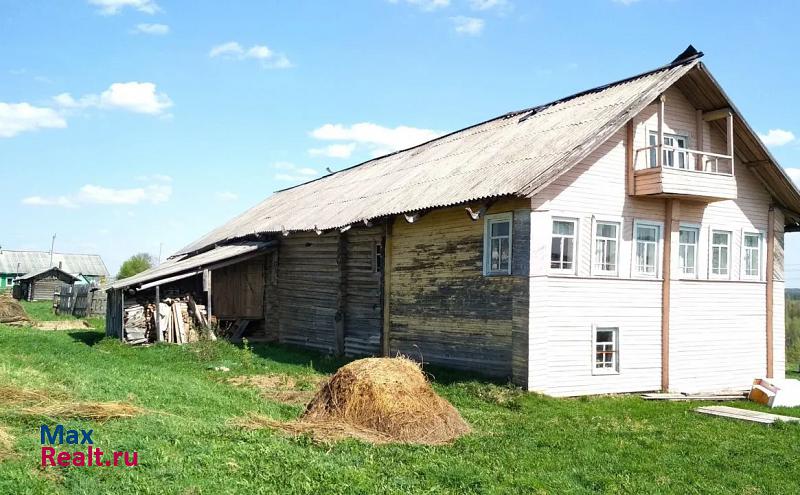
[483,213,512,275]
[374,241,384,273]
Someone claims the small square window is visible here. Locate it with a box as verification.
[742,232,762,280]
[484,213,513,275]
[678,226,699,277]
[593,326,619,374]
[710,230,732,278]
[593,220,619,275]
[634,221,661,277]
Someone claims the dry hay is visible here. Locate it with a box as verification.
[0,425,15,461]
[240,357,471,445]
[0,293,29,325]
[21,401,142,421]
[0,385,56,406]
[226,373,325,406]
[35,321,92,331]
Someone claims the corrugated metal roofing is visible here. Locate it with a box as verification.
[0,250,109,277]
[16,266,80,282]
[109,241,274,289]
[177,58,699,256]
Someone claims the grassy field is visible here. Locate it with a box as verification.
[1,303,799,494]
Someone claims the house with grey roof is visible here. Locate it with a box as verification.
[107,47,800,396]
[0,249,109,292]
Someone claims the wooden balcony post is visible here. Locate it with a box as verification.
[626,120,635,195]
[726,111,735,175]
[695,109,704,171]
[657,95,665,168]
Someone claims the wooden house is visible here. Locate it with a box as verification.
[0,250,109,291]
[107,47,800,396]
[15,266,80,302]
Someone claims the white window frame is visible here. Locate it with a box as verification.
[483,212,513,276]
[677,223,700,278]
[592,324,620,375]
[648,131,689,169]
[550,217,578,274]
[741,231,764,281]
[591,217,620,277]
[632,220,663,278]
[709,229,732,279]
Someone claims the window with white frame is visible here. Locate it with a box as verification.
[649,132,689,169]
[742,232,762,279]
[5,278,12,286]
[551,218,577,272]
[710,230,731,277]
[594,326,619,373]
[593,220,619,275]
[634,222,660,276]
[484,213,512,275]
[678,226,699,277]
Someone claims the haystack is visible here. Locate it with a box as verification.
[253,357,470,445]
[0,293,28,325]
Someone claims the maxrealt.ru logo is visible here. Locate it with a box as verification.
[40,425,138,467]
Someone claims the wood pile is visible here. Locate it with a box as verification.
[123,296,214,345]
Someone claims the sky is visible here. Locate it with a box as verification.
[2,0,800,284]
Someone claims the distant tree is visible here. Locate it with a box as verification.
[117,253,154,280]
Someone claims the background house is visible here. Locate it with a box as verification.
[0,249,109,291]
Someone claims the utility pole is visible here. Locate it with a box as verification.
[49,233,56,266]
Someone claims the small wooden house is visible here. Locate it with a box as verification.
[16,267,80,302]
[107,47,800,396]
[0,250,109,290]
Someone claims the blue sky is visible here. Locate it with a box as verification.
[2,0,800,283]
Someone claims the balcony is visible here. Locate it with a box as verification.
[631,145,737,201]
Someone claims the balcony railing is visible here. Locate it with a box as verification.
[634,145,734,176]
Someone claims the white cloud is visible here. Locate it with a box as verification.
[215,191,239,202]
[88,0,160,15]
[209,41,292,68]
[389,0,450,11]
[22,181,172,208]
[758,129,796,147]
[133,23,169,35]
[309,143,357,159]
[469,0,509,11]
[784,168,800,185]
[272,162,319,182]
[451,16,484,36]
[55,82,173,115]
[0,102,67,138]
[310,122,441,156]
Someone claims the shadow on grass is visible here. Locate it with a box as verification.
[247,341,504,385]
[68,330,106,347]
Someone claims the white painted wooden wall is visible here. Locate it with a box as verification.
[524,84,783,396]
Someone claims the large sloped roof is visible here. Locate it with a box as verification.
[176,47,800,257]
[0,250,109,277]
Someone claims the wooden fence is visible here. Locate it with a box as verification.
[55,284,105,318]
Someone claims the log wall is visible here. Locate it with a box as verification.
[387,198,531,377]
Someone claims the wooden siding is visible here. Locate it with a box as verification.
[277,232,339,353]
[633,167,737,200]
[387,198,530,377]
[212,255,265,319]
[343,228,383,356]
[527,82,781,395]
[528,277,663,397]
[669,281,765,392]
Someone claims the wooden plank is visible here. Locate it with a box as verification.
[626,120,635,195]
[382,220,393,356]
[661,198,675,391]
[696,405,800,424]
[702,107,733,122]
[766,206,775,378]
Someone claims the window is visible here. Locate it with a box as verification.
[649,131,688,169]
[710,230,731,277]
[593,326,619,373]
[484,213,512,275]
[634,221,660,277]
[373,241,384,273]
[742,232,762,280]
[593,220,619,275]
[551,218,577,272]
[5,278,12,286]
[678,226,699,277]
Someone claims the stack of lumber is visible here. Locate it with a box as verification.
[123,296,214,345]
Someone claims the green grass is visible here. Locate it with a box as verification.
[0,319,799,494]
[19,301,77,322]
